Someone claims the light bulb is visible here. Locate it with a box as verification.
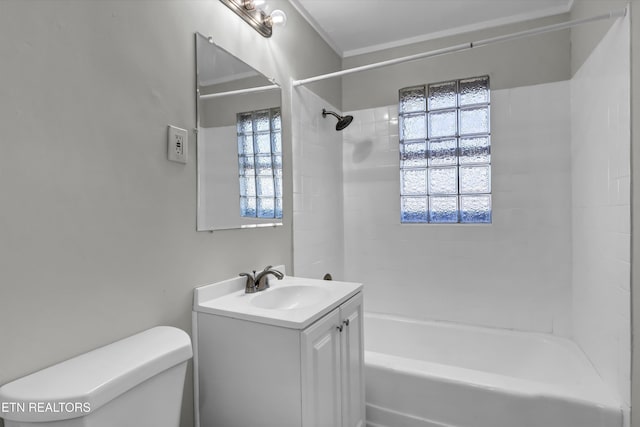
[266,9,287,28]
[243,0,266,10]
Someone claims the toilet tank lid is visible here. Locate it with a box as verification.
[0,326,192,423]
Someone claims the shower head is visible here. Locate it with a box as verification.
[322,108,353,131]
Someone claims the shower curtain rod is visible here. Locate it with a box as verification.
[292,7,627,87]
[199,83,279,100]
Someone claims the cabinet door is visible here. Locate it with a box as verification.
[301,308,342,427]
[340,293,365,427]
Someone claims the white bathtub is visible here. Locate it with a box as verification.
[364,313,622,427]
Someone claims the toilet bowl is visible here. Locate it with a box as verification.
[0,326,192,427]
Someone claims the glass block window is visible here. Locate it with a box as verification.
[399,76,491,223]
[237,107,282,219]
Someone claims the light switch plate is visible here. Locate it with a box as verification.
[168,125,188,163]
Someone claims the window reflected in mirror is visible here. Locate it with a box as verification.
[237,107,283,219]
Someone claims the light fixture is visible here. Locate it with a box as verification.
[220,0,286,38]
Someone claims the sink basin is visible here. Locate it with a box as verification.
[193,271,363,329]
[251,285,331,310]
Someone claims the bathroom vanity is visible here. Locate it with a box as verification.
[193,271,364,427]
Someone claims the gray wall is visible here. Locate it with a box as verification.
[342,13,572,111]
[0,1,340,427]
[633,3,640,424]
[200,89,281,127]
[570,0,630,75]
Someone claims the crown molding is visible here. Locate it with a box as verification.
[287,0,343,56]
[288,0,573,59]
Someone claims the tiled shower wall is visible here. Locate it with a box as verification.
[292,87,344,280]
[342,82,573,335]
[571,15,631,412]
[290,9,631,422]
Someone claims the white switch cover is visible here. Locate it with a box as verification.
[168,125,188,163]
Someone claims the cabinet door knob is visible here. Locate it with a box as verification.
[337,325,343,332]
[343,319,350,327]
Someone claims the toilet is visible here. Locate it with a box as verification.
[0,326,192,427]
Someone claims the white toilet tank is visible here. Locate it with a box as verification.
[0,326,192,427]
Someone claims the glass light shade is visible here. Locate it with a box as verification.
[268,10,287,27]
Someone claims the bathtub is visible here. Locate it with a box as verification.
[364,313,622,427]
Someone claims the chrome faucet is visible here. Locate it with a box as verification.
[255,265,284,291]
[240,266,284,294]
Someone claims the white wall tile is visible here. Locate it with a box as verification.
[571,15,631,408]
[342,82,573,335]
[291,87,345,280]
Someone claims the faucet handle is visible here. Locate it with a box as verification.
[239,272,257,294]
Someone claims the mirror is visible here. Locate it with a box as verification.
[195,33,283,231]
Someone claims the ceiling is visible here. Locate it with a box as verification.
[289,0,573,57]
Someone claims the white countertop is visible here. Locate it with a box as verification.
[193,274,362,329]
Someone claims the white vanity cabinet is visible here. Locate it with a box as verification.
[193,275,364,427]
[301,293,365,427]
